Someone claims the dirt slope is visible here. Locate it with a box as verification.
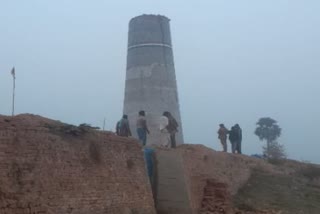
[176,144,320,214]
[1,114,319,214]
[233,160,320,214]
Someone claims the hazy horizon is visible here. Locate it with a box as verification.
[1,1,319,163]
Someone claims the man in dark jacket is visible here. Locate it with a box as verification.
[229,126,238,154]
[234,124,242,154]
[116,115,132,137]
[163,111,179,148]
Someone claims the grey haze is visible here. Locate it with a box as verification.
[0,1,319,163]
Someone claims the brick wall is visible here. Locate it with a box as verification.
[179,144,274,214]
[0,114,156,214]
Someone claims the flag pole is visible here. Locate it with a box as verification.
[11,67,16,116]
[103,117,106,131]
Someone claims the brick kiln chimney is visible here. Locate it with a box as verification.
[123,14,184,146]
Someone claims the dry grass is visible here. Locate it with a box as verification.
[233,167,320,214]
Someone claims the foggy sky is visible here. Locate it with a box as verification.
[1,1,319,163]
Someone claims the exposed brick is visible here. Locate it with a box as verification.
[0,114,156,214]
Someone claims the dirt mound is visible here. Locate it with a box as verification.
[0,114,156,214]
[176,144,320,214]
[0,113,107,136]
[1,114,319,214]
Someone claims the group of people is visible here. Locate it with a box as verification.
[217,124,242,154]
[115,110,179,148]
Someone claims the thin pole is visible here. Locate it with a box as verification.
[103,118,106,131]
[12,74,15,116]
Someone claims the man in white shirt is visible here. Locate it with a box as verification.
[159,113,170,148]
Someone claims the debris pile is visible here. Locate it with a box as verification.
[200,179,232,214]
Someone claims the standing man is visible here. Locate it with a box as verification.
[228,126,238,153]
[136,110,150,146]
[163,111,179,148]
[116,115,132,137]
[218,124,228,152]
[234,124,242,154]
[159,112,171,148]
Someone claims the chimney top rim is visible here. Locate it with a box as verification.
[130,14,170,23]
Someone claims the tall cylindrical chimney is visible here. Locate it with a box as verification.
[123,14,184,146]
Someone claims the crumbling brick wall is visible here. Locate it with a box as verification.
[178,145,275,214]
[199,179,232,214]
[0,114,156,214]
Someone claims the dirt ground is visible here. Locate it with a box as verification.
[233,160,320,214]
[1,114,320,214]
[177,144,320,214]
